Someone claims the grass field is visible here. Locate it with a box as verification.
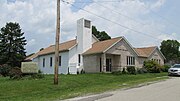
[0,73,168,101]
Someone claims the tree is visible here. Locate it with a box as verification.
[92,26,111,41]
[160,40,180,63]
[0,22,26,67]
[39,48,44,51]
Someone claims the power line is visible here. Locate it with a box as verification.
[61,0,162,42]
[96,3,146,25]
[95,3,169,35]
[72,0,180,31]
[142,5,180,30]
[71,0,123,3]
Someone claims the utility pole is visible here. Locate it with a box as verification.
[54,0,60,85]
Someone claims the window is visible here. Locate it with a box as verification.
[84,19,91,28]
[59,56,61,66]
[127,56,129,65]
[78,54,81,66]
[127,56,135,66]
[159,59,161,64]
[151,58,161,64]
[43,58,45,67]
[50,57,52,67]
[132,57,135,65]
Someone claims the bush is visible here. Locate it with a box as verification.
[38,70,43,74]
[161,65,171,72]
[80,69,85,74]
[77,70,79,74]
[122,68,127,74]
[9,67,22,79]
[112,71,122,75]
[137,68,148,74]
[127,66,136,74]
[144,60,161,73]
[0,64,12,77]
[31,73,44,79]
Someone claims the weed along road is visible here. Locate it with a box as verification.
[66,77,180,101]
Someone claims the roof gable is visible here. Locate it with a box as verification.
[135,46,159,58]
[148,47,166,60]
[105,37,139,56]
[83,37,122,55]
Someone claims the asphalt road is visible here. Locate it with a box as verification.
[65,77,180,101]
[98,77,180,101]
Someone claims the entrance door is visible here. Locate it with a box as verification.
[106,58,112,72]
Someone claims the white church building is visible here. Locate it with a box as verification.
[26,18,165,74]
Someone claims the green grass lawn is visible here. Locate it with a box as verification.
[0,73,168,101]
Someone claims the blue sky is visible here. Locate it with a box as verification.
[0,0,180,54]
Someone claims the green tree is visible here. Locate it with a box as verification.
[92,26,111,41]
[39,48,44,51]
[0,22,26,67]
[160,40,180,63]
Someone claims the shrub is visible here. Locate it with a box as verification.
[137,68,148,74]
[80,69,85,74]
[112,71,122,75]
[122,68,127,74]
[0,64,12,77]
[29,70,44,79]
[127,66,136,74]
[9,67,22,80]
[161,65,171,72]
[31,73,44,79]
[144,60,161,73]
[77,70,79,74]
[38,70,43,74]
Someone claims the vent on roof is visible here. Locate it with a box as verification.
[84,19,91,28]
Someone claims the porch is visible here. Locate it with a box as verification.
[100,53,122,72]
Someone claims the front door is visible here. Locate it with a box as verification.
[106,58,112,72]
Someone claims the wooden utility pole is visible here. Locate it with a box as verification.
[54,0,60,85]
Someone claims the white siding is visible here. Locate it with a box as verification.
[68,45,78,74]
[33,51,69,74]
[77,18,92,53]
[76,18,93,69]
[69,46,78,64]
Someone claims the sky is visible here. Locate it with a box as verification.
[0,0,180,55]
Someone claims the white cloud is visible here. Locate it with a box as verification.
[27,39,36,47]
[1,0,178,55]
[158,33,179,41]
[151,0,166,10]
